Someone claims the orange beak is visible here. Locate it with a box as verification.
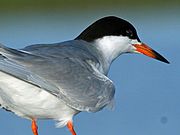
[133,43,170,64]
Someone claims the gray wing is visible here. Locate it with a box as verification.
[0,42,115,112]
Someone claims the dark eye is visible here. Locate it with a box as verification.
[126,30,133,37]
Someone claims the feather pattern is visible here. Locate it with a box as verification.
[0,41,115,112]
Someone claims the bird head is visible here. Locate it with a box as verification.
[75,16,169,64]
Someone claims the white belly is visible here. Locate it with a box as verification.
[0,71,79,127]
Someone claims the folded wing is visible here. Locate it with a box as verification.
[0,42,115,112]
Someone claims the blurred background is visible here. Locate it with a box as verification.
[0,0,179,135]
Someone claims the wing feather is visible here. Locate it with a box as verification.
[0,42,115,112]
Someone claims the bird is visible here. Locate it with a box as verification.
[0,16,169,135]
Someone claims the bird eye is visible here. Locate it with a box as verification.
[126,30,133,37]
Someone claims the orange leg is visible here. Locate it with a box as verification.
[31,119,38,135]
[67,121,77,135]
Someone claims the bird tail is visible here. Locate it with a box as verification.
[55,117,73,128]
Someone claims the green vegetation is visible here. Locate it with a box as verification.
[0,0,178,11]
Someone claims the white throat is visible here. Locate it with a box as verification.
[93,36,135,64]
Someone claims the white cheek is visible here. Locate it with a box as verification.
[94,35,133,61]
[105,36,132,53]
[95,35,131,51]
[93,36,138,74]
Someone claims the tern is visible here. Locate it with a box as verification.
[0,16,169,135]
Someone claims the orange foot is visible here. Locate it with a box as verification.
[31,119,38,135]
[67,121,77,135]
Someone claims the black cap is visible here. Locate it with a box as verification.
[75,16,140,42]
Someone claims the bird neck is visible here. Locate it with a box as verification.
[93,36,132,65]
